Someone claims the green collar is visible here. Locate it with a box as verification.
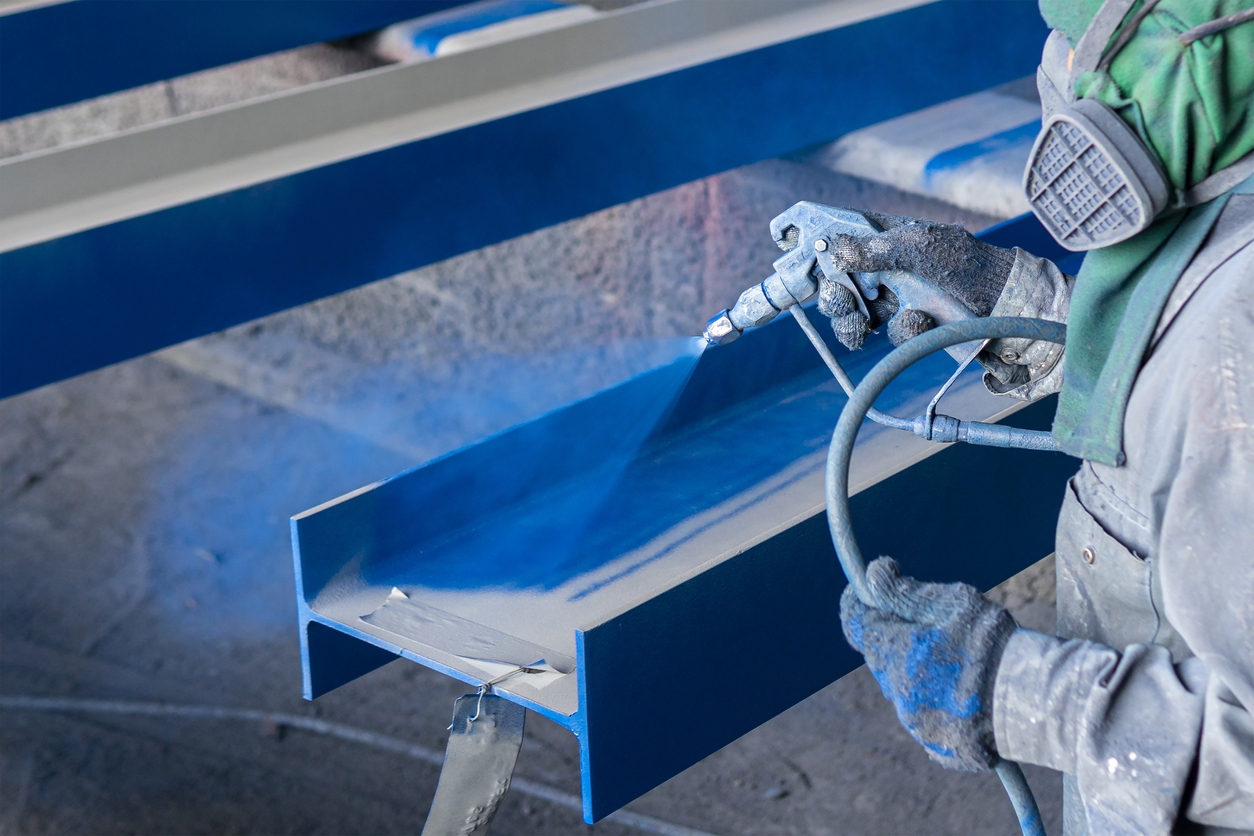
[1052,174,1254,464]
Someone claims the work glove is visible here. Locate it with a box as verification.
[816,213,1017,350]
[840,557,1017,773]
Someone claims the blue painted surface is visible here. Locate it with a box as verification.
[399,0,565,56]
[302,619,399,700]
[291,214,1079,822]
[576,500,852,819]
[0,1,1049,398]
[576,392,1073,820]
[0,0,472,120]
[293,343,707,603]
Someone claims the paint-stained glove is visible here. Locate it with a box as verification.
[840,557,1017,772]
[816,213,1017,350]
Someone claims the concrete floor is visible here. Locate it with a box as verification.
[2,40,1063,834]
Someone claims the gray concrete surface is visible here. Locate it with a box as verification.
[0,154,1063,835]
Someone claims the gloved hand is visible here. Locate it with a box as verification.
[816,213,1017,350]
[840,557,1017,772]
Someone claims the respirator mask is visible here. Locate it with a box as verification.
[1024,0,1254,251]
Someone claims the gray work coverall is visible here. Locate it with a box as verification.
[983,194,1254,834]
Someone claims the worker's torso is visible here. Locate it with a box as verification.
[1054,194,1254,836]
[1055,194,1253,655]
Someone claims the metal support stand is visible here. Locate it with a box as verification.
[421,692,526,836]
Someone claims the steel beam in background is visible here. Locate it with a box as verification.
[0,0,473,120]
[0,0,926,252]
[0,0,1049,398]
[293,213,1081,822]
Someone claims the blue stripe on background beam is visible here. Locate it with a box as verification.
[0,1,1049,398]
[0,0,472,120]
[922,120,1042,181]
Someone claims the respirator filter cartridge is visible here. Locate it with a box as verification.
[1023,98,1169,251]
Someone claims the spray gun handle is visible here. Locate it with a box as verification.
[704,203,980,347]
[827,263,978,330]
[771,202,980,336]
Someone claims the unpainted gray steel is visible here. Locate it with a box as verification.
[422,693,526,836]
[0,0,892,254]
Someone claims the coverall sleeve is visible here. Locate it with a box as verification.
[993,630,1208,834]
[1152,276,1254,830]
[994,621,1254,833]
[976,249,1073,402]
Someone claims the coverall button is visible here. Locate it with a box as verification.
[1082,546,1097,565]
[1001,349,1019,363]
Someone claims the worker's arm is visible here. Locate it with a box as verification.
[1157,374,1254,830]
[994,632,1208,833]
[975,250,1072,402]
[996,627,1254,832]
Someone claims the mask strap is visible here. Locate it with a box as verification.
[1096,0,1164,71]
[1076,0,1252,77]
[1072,0,1138,76]
[1179,6,1254,46]
[1174,150,1254,211]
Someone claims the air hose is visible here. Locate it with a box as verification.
[823,316,1065,836]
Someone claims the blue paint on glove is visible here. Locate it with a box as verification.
[841,557,1017,772]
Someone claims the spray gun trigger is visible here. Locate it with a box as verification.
[830,270,871,320]
[854,272,881,301]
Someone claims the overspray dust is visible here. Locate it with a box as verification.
[365,336,710,593]
[144,334,708,640]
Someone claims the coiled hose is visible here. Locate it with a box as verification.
[825,317,1065,836]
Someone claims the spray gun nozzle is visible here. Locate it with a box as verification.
[703,309,742,346]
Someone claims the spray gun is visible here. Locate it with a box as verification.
[702,202,977,348]
[705,202,1056,451]
[703,201,1063,836]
